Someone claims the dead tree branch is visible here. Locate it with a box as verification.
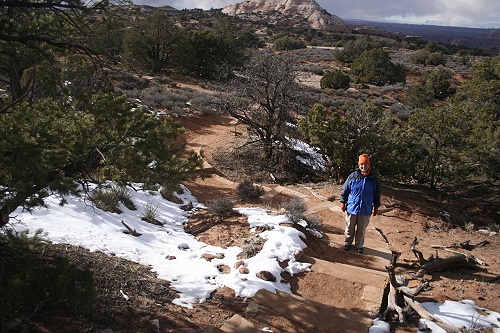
[410,237,483,279]
[431,240,490,251]
[381,264,430,325]
[403,296,461,333]
[121,220,142,237]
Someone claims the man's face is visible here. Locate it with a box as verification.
[359,163,370,176]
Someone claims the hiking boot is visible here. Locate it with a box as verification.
[344,244,351,251]
[357,248,363,254]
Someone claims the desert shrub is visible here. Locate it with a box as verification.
[238,235,265,259]
[207,197,234,216]
[91,185,136,213]
[272,36,306,51]
[316,96,344,108]
[114,186,136,210]
[300,64,325,76]
[142,200,161,225]
[282,197,307,224]
[411,50,446,66]
[190,95,211,108]
[389,102,414,121]
[236,180,265,199]
[320,70,351,90]
[153,76,174,85]
[305,214,323,231]
[0,230,94,326]
[91,187,121,213]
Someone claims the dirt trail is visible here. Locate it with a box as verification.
[178,112,500,332]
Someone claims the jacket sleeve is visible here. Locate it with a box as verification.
[340,173,353,203]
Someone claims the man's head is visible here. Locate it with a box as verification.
[358,154,371,176]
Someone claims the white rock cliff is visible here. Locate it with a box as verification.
[222,0,350,32]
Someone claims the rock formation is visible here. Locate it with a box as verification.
[222,0,350,32]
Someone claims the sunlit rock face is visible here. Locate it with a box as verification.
[222,0,351,32]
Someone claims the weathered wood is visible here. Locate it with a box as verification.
[186,222,215,235]
[412,254,479,279]
[387,264,429,296]
[430,245,487,265]
[381,283,405,324]
[404,296,461,333]
[411,237,436,264]
[121,220,142,237]
[382,265,429,324]
[431,240,490,250]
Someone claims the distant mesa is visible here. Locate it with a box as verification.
[222,0,350,32]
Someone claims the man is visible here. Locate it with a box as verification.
[340,154,381,254]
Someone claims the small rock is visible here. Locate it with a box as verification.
[217,264,231,274]
[256,270,276,282]
[200,253,216,261]
[477,229,497,236]
[177,243,189,250]
[180,202,193,211]
[239,267,250,274]
[246,301,260,316]
[234,260,245,268]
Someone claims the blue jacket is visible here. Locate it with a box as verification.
[340,170,381,216]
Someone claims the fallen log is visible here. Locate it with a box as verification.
[430,246,487,266]
[412,252,481,279]
[403,296,461,333]
[431,240,490,251]
[186,222,215,235]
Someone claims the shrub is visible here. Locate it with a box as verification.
[282,197,307,224]
[305,214,323,231]
[0,230,94,325]
[237,180,265,199]
[91,185,136,213]
[91,187,121,213]
[238,235,265,259]
[207,197,234,217]
[142,200,161,225]
[114,185,136,211]
[320,70,351,90]
[272,37,307,51]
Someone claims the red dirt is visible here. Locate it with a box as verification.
[179,112,500,332]
[24,111,499,333]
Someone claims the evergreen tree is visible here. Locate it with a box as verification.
[122,12,181,73]
[320,70,351,90]
[351,48,406,86]
[0,93,203,225]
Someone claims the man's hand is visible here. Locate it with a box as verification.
[373,207,379,216]
[340,202,346,212]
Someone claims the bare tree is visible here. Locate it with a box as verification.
[219,50,308,159]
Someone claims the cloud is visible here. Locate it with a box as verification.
[133,0,500,28]
[316,0,500,28]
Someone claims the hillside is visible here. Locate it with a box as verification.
[10,107,500,333]
[346,19,500,51]
[2,3,500,332]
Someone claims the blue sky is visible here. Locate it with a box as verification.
[133,0,500,29]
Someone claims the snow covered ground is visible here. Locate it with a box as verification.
[9,184,500,332]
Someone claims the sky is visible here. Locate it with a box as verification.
[9,180,500,332]
[134,0,500,29]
